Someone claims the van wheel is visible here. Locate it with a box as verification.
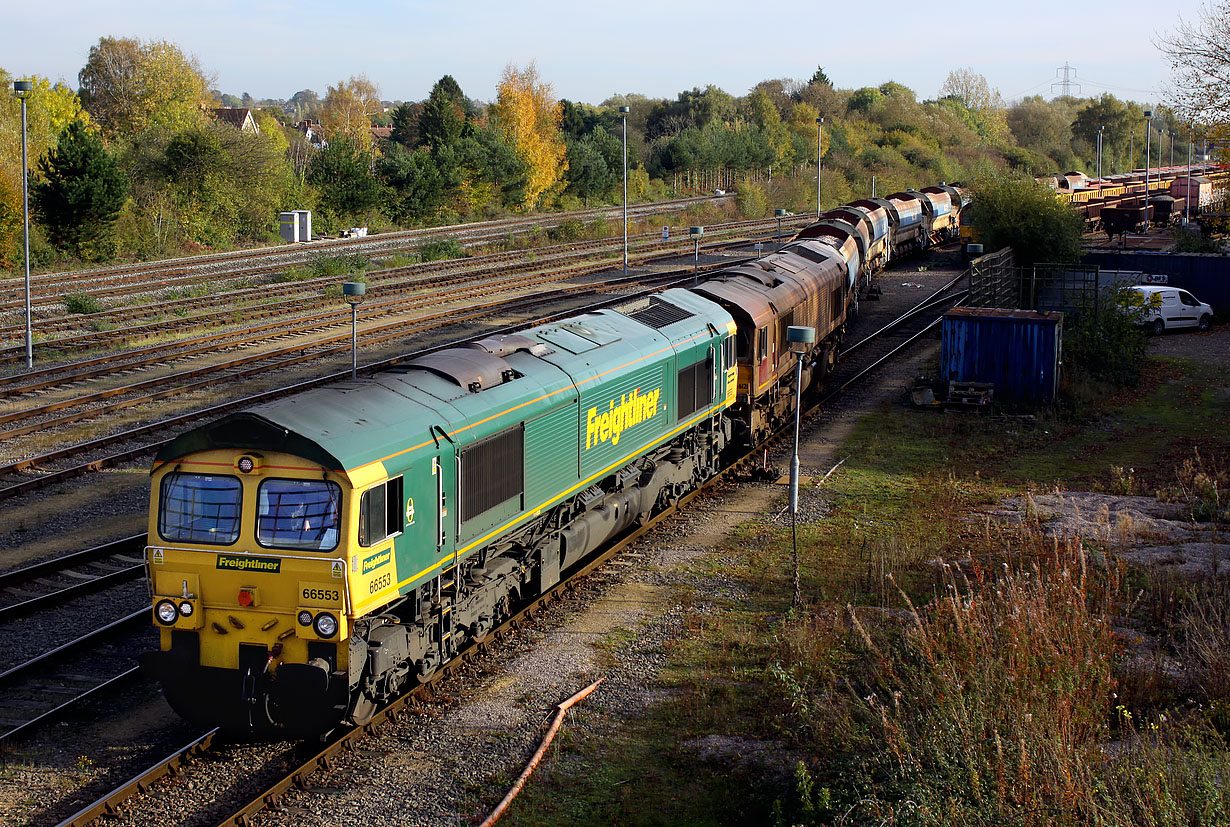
[1152,319,1165,336]
[1198,315,1212,331]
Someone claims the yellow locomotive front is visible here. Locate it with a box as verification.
[142,447,362,734]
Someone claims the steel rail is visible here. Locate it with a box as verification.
[0,264,747,500]
[0,535,145,591]
[0,213,808,359]
[51,729,220,827]
[1,195,730,303]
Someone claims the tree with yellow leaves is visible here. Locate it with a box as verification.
[320,75,382,154]
[78,37,211,137]
[492,63,567,210]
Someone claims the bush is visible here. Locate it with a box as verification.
[63,293,103,315]
[734,181,767,219]
[1172,225,1222,253]
[968,169,1084,265]
[548,218,587,241]
[1063,288,1150,388]
[420,237,468,262]
[275,253,370,282]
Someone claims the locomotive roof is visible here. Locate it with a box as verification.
[155,290,736,477]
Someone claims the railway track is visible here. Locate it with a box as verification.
[47,266,969,827]
[0,195,731,310]
[0,534,156,751]
[0,263,748,501]
[0,215,809,378]
[0,214,811,359]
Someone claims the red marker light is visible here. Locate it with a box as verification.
[237,589,254,607]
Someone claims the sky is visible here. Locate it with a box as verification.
[0,0,1207,109]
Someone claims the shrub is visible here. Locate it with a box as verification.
[734,181,767,219]
[548,218,587,241]
[420,238,467,261]
[63,293,103,315]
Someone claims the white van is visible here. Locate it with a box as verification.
[1122,285,1214,334]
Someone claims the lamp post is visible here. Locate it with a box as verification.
[689,226,703,282]
[342,281,366,379]
[1096,126,1103,179]
[13,80,33,370]
[786,324,815,609]
[1186,129,1192,223]
[1144,109,1153,225]
[775,208,787,249]
[815,116,824,219]
[1130,130,1134,170]
[619,105,630,274]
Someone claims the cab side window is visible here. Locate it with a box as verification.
[1179,291,1200,307]
[359,476,404,547]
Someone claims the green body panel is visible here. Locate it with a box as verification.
[154,288,738,603]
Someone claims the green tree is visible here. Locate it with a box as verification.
[418,75,468,151]
[565,137,614,205]
[0,70,92,266]
[1072,94,1137,174]
[968,169,1083,265]
[78,37,211,137]
[378,143,447,223]
[306,135,384,220]
[389,102,420,147]
[33,120,127,260]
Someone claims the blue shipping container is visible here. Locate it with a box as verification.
[941,308,1064,405]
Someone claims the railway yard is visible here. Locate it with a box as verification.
[0,192,1227,826]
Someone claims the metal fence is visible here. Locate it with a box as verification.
[967,247,1116,316]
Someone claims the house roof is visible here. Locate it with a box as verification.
[210,108,258,133]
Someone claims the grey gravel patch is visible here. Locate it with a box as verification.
[985,491,1229,578]
[1119,542,1230,577]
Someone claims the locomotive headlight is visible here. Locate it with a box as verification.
[178,601,194,617]
[297,610,313,627]
[313,612,338,638]
[155,599,179,625]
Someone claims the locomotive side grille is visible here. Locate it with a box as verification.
[460,425,525,523]
[676,351,715,420]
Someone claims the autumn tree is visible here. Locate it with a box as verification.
[939,68,1004,111]
[936,68,1009,145]
[1157,1,1230,135]
[33,120,127,260]
[319,76,382,152]
[78,37,211,137]
[491,63,567,210]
